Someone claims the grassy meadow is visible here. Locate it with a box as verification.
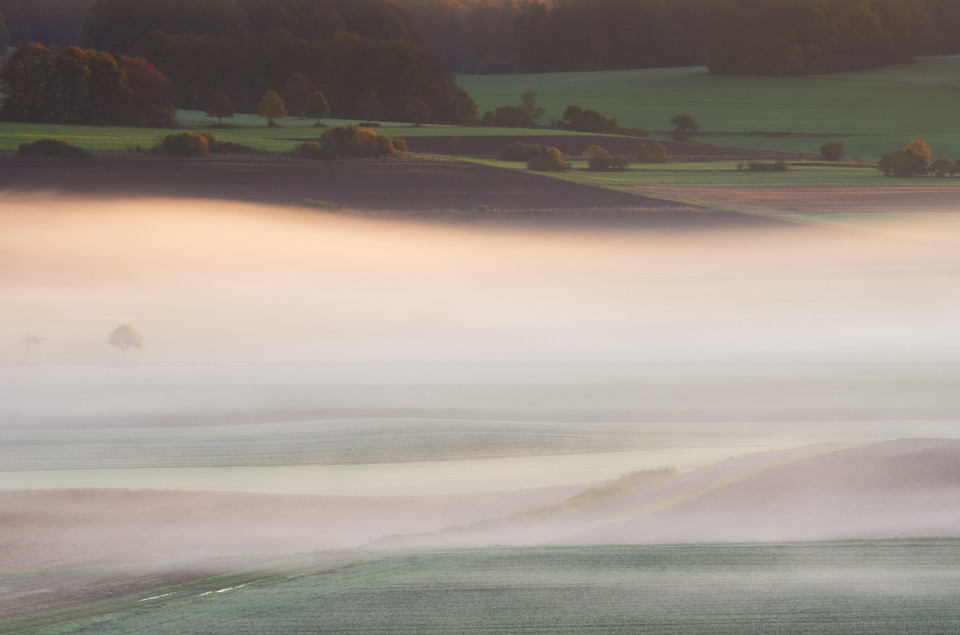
[12,542,960,634]
[458,58,960,160]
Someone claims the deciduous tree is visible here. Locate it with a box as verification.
[204,90,234,126]
[257,89,287,126]
[305,90,331,126]
[108,323,143,360]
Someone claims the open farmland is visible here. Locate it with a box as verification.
[620,185,960,245]
[458,58,960,159]
[4,54,960,632]
[10,541,960,634]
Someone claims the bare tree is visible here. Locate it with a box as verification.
[108,323,143,360]
[20,333,42,364]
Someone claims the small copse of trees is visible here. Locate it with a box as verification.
[290,125,407,160]
[878,140,933,177]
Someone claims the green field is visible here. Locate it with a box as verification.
[458,60,960,160]
[0,115,589,153]
[12,542,960,634]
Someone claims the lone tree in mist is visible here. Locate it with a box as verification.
[108,323,143,360]
[20,333,42,364]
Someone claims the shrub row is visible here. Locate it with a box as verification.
[16,139,91,159]
[737,160,789,172]
[290,125,407,161]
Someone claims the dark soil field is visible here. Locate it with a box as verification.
[0,157,804,230]
[403,134,806,159]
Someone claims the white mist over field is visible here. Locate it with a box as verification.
[3,193,959,430]
[4,194,960,618]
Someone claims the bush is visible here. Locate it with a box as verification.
[499,142,543,161]
[16,138,91,159]
[318,125,406,159]
[527,146,568,171]
[582,145,610,159]
[745,160,789,172]
[820,141,844,161]
[157,131,210,156]
[648,142,668,163]
[588,154,631,171]
[558,106,619,134]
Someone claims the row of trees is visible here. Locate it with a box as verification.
[514,0,960,75]
[1,43,175,126]
[878,140,960,177]
[128,30,476,123]
[82,0,413,52]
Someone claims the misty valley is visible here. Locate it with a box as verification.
[3,192,960,632]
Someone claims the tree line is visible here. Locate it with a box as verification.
[1,0,476,125]
[1,43,175,126]
[505,0,960,75]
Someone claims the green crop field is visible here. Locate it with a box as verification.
[458,59,960,160]
[13,542,960,634]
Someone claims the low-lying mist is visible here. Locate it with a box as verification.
[4,193,960,617]
[3,193,959,428]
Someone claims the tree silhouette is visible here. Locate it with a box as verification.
[520,89,545,124]
[257,89,287,127]
[305,91,331,127]
[670,113,699,142]
[108,324,143,360]
[20,333,42,364]
[204,91,234,126]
